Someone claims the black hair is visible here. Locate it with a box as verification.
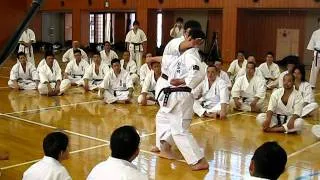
[266,51,274,57]
[284,73,295,83]
[176,17,184,23]
[247,61,256,68]
[188,29,206,40]
[92,51,101,57]
[184,20,202,31]
[73,49,82,55]
[44,51,55,59]
[43,132,69,160]
[104,41,111,46]
[111,58,121,66]
[293,65,306,82]
[252,141,287,180]
[17,52,26,59]
[110,126,140,161]
[133,20,140,26]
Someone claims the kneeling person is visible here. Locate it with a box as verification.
[138,62,161,105]
[8,52,39,90]
[231,62,266,112]
[99,59,133,104]
[257,73,304,133]
[193,64,229,119]
[64,49,89,86]
[38,52,71,96]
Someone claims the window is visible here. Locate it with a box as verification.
[89,13,115,44]
[157,13,162,48]
[89,14,95,43]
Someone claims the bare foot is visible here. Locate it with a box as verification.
[204,112,217,118]
[150,146,160,153]
[191,158,209,171]
[159,141,175,160]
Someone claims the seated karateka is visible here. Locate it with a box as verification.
[137,61,161,106]
[278,59,298,88]
[193,64,229,119]
[82,51,110,91]
[8,52,39,90]
[214,61,232,89]
[227,51,247,83]
[98,58,134,104]
[230,62,266,112]
[120,51,139,85]
[235,55,263,80]
[64,49,89,86]
[256,73,304,133]
[293,65,319,117]
[62,41,88,62]
[139,53,153,86]
[100,41,118,67]
[258,52,280,89]
[38,51,71,96]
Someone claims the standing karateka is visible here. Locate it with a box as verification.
[293,65,319,117]
[64,49,89,86]
[82,52,110,91]
[150,20,203,153]
[38,52,71,96]
[227,51,247,83]
[256,73,304,133]
[22,132,71,180]
[307,18,320,89]
[258,52,280,89]
[231,62,266,112]
[170,17,184,38]
[100,41,118,67]
[98,59,133,104]
[156,29,209,171]
[62,41,88,63]
[8,52,39,90]
[87,126,148,180]
[125,20,147,71]
[120,51,139,85]
[138,61,161,106]
[18,28,36,65]
[214,61,232,89]
[193,64,229,119]
[139,53,153,86]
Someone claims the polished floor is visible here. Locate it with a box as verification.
[0,54,319,180]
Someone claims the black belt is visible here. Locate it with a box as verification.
[72,74,83,78]
[276,114,288,126]
[113,89,129,96]
[315,49,320,67]
[131,43,142,52]
[161,74,168,80]
[157,86,191,107]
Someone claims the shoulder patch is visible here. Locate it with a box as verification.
[193,65,200,70]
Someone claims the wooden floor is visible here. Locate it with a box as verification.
[0,54,320,180]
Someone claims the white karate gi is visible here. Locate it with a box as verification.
[18,29,36,65]
[139,63,152,86]
[38,61,71,95]
[296,82,319,117]
[231,75,266,112]
[22,156,71,180]
[138,70,157,105]
[37,58,59,71]
[307,28,320,88]
[227,59,247,82]
[125,28,147,70]
[157,48,204,165]
[81,63,110,91]
[8,61,39,90]
[218,70,232,88]
[120,59,139,85]
[170,27,184,38]
[256,88,304,133]
[258,62,280,88]
[193,77,229,117]
[155,37,184,149]
[278,70,289,88]
[100,50,118,67]
[87,157,148,180]
[64,59,89,85]
[62,48,88,63]
[99,69,133,104]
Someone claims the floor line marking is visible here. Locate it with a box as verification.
[288,141,320,158]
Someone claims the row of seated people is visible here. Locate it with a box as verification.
[7,49,320,135]
[21,127,288,180]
